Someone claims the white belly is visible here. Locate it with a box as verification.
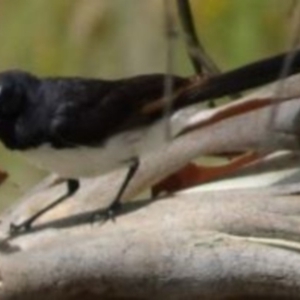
[20,144,128,178]
[18,120,172,178]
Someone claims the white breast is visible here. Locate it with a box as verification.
[17,109,192,178]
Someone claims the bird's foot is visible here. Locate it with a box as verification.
[91,201,122,224]
[9,220,32,235]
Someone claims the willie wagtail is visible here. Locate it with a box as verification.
[2,50,300,233]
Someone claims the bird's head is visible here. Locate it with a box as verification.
[0,70,39,120]
[0,70,41,149]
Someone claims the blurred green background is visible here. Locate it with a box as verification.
[0,0,293,209]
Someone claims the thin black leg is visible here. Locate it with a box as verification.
[10,179,79,234]
[99,157,140,221]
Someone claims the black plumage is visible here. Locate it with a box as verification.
[1,50,300,153]
[0,71,189,149]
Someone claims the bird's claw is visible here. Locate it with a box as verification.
[91,201,122,224]
[9,221,32,235]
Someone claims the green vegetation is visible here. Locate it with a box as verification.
[0,0,292,207]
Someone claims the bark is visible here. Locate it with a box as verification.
[2,187,300,299]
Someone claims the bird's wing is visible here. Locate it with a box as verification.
[48,74,190,147]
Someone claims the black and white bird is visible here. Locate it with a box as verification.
[2,50,300,233]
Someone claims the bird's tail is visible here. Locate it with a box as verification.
[175,50,300,109]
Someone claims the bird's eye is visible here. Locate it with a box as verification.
[0,81,24,118]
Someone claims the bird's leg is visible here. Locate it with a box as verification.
[10,179,79,234]
[107,157,140,219]
[94,157,140,222]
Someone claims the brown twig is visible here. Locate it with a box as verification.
[0,169,8,186]
[163,0,177,140]
[176,0,220,76]
[268,2,300,135]
[176,0,242,104]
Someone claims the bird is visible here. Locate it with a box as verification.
[1,50,300,233]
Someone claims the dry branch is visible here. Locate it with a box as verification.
[2,188,300,299]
